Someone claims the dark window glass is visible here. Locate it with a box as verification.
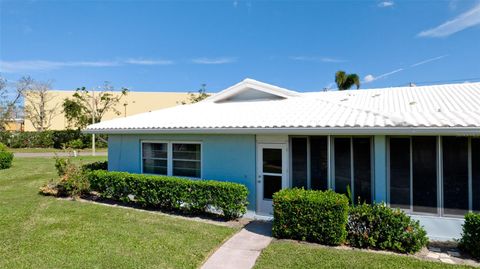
[310,136,328,190]
[264,175,282,199]
[442,137,469,215]
[353,138,372,204]
[172,143,201,178]
[142,142,168,175]
[472,138,480,212]
[389,138,411,209]
[335,138,351,195]
[263,149,282,174]
[143,159,167,175]
[291,138,308,188]
[412,137,437,214]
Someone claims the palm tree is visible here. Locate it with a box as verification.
[335,70,360,90]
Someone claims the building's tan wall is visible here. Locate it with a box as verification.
[24,91,189,131]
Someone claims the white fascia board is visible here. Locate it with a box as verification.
[83,127,480,136]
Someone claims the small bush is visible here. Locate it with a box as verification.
[82,161,108,172]
[0,130,107,149]
[87,170,248,220]
[0,143,13,169]
[54,157,71,176]
[272,188,349,245]
[459,212,480,259]
[347,203,428,254]
[65,138,84,149]
[41,160,90,197]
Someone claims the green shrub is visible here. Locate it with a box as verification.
[272,188,349,245]
[87,170,249,220]
[0,142,8,151]
[0,131,108,149]
[41,163,90,197]
[459,212,480,259]
[54,157,71,176]
[347,203,428,254]
[65,138,84,149]
[0,150,13,169]
[82,161,108,172]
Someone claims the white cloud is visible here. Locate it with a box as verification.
[0,58,175,73]
[290,56,346,63]
[125,59,174,65]
[363,68,404,83]
[418,2,480,37]
[378,1,394,8]
[364,74,375,83]
[191,57,237,64]
[410,54,448,67]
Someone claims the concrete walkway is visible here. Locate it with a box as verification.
[14,151,107,157]
[201,221,273,269]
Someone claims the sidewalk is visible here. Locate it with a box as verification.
[201,221,273,269]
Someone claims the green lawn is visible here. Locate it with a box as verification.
[254,241,473,269]
[8,147,108,153]
[0,157,237,269]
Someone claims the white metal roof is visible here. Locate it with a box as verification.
[85,79,480,135]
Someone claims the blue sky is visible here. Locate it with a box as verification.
[1,0,480,93]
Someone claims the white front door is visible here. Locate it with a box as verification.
[256,143,288,215]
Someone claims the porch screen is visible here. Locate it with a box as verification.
[412,136,437,214]
[291,138,308,188]
[334,137,372,203]
[442,137,469,215]
[473,138,480,212]
[290,136,328,190]
[389,138,411,209]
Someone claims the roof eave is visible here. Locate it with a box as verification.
[83,127,480,136]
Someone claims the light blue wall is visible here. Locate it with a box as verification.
[108,134,257,210]
[373,135,387,203]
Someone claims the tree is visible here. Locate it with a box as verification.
[0,76,33,131]
[24,79,59,131]
[63,82,128,129]
[180,84,210,105]
[335,70,360,90]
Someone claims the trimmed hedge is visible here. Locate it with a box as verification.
[272,188,349,245]
[0,130,107,149]
[0,150,13,169]
[347,203,428,254]
[86,170,248,220]
[459,212,480,259]
[81,161,108,172]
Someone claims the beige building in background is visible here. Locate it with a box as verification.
[23,91,190,131]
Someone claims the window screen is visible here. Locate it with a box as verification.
[291,137,308,188]
[442,137,469,215]
[389,138,411,209]
[412,137,437,214]
[334,138,352,195]
[310,136,328,190]
[353,138,372,204]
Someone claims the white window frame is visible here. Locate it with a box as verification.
[140,140,203,178]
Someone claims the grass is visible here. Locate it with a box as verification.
[254,241,473,269]
[0,157,237,269]
[8,147,108,153]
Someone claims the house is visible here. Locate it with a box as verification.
[23,90,189,131]
[85,78,480,241]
